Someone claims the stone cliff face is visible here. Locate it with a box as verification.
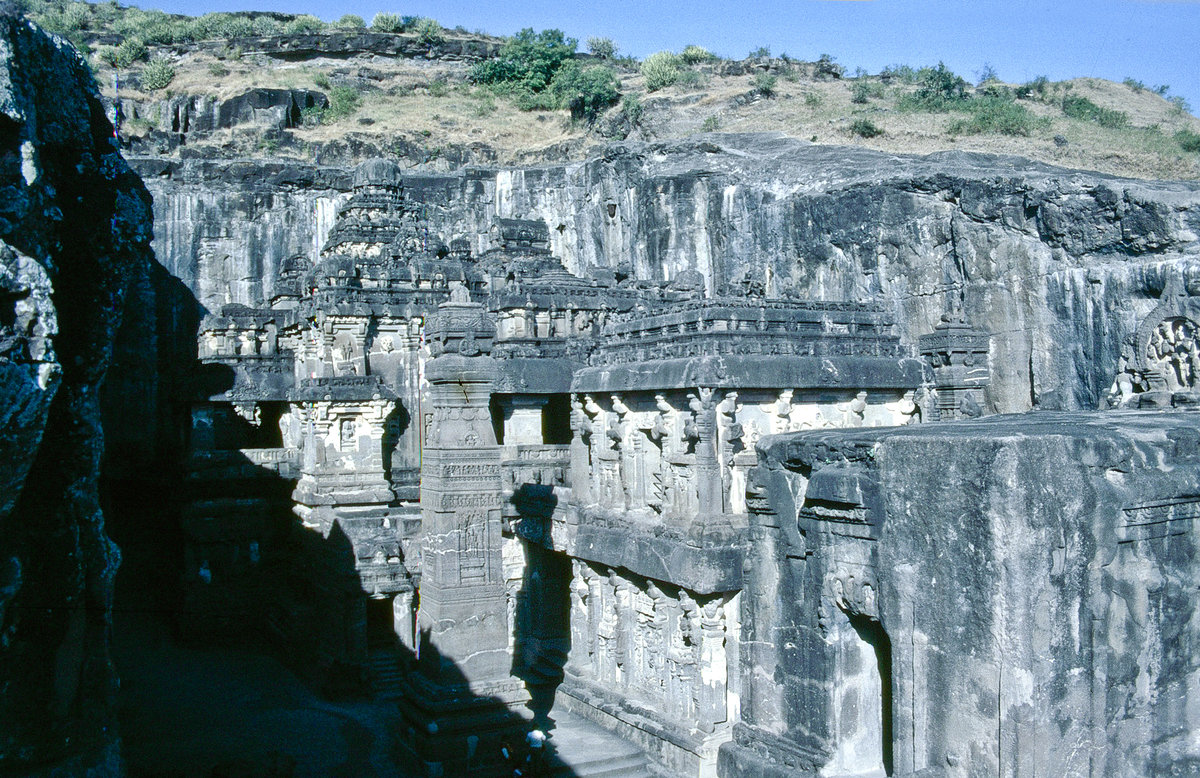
[129,132,1200,428]
[0,12,153,775]
[736,413,1200,777]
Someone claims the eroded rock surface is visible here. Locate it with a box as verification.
[0,11,152,775]
[727,412,1200,777]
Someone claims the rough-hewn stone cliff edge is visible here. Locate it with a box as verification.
[0,11,153,776]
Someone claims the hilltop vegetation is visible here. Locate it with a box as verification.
[22,0,1200,179]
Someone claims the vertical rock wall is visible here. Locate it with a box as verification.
[0,12,153,775]
[736,413,1200,777]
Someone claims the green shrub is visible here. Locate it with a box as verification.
[1176,129,1200,153]
[513,90,557,111]
[252,16,282,36]
[900,62,969,111]
[748,46,770,60]
[221,15,255,38]
[1015,75,1050,100]
[814,54,843,79]
[61,2,90,30]
[414,17,443,45]
[677,68,706,89]
[549,62,620,122]
[191,12,248,39]
[849,119,884,138]
[300,105,323,127]
[587,37,616,59]
[1123,77,1145,92]
[976,63,998,86]
[325,86,361,121]
[114,37,147,68]
[332,14,365,29]
[471,28,577,95]
[313,72,332,90]
[948,94,1045,136]
[880,64,917,84]
[752,72,776,97]
[641,50,683,92]
[621,94,643,125]
[140,58,175,91]
[851,80,885,104]
[1169,95,1191,115]
[701,116,719,132]
[1061,95,1128,128]
[427,78,447,97]
[804,92,822,107]
[284,15,325,35]
[208,62,230,77]
[680,45,714,65]
[371,12,404,33]
[96,45,118,67]
[138,20,181,44]
[110,8,166,37]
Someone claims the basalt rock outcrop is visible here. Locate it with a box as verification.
[0,11,153,775]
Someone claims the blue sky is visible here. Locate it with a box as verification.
[141,0,1200,113]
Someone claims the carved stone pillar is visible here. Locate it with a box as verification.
[393,589,415,651]
[417,350,507,685]
[698,597,728,731]
[567,560,592,676]
[584,563,602,676]
[569,395,594,506]
[403,302,526,774]
[613,572,633,687]
[694,387,724,517]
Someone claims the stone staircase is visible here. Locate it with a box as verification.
[366,649,406,701]
[542,710,655,778]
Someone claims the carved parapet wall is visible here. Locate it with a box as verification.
[723,411,1200,778]
[557,560,740,778]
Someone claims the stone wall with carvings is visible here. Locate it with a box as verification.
[558,559,740,776]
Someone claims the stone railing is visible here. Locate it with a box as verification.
[588,298,907,366]
[185,447,299,479]
[501,444,571,491]
[501,444,571,527]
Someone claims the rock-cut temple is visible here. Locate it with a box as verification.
[186,158,1200,777]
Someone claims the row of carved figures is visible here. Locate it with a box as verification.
[569,389,927,517]
[566,560,735,733]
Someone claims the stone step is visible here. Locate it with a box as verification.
[366,651,406,700]
[548,752,653,778]
[538,710,655,778]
